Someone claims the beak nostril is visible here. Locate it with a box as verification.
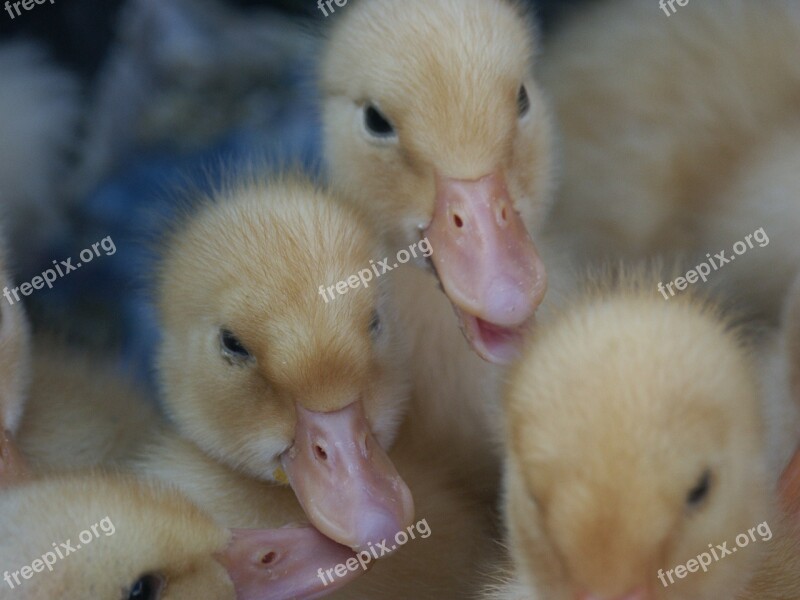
[453,214,464,228]
[500,205,508,222]
[314,444,328,461]
[260,551,277,565]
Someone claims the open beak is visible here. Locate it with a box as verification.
[0,429,29,488]
[217,525,362,600]
[425,171,547,364]
[281,401,414,551]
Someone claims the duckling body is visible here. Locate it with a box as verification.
[0,471,362,599]
[544,0,800,320]
[16,342,159,472]
[492,275,794,600]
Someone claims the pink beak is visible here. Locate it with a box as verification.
[216,525,362,600]
[0,429,29,488]
[281,402,414,551]
[426,171,547,364]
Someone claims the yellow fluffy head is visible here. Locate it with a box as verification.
[321,0,554,248]
[156,175,410,482]
[0,472,235,599]
[503,281,769,600]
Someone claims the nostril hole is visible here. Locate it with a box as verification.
[500,206,508,222]
[453,214,464,228]
[314,444,328,461]
[261,552,277,565]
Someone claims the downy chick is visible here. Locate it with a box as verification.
[150,174,413,551]
[321,0,566,494]
[497,277,781,600]
[0,471,361,599]
[543,0,800,320]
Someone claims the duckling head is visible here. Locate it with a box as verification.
[0,235,30,486]
[0,472,362,599]
[503,289,769,600]
[157,176,413,551]
[321,0,554,364]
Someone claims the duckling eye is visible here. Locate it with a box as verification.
[686,470,712,508]
[220,329,252,364]
[363,104,396,138]
[369,310,381,337]
[517,85,530,118]
[127,574,163,600]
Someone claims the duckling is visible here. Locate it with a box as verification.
[135,175,493,597]
[496,276,783,600]
[697,120,800,320]
[0,41,79,262]
[321,0,555,364]
[150,175,413,551]
[0,471,362,599]
[542,0,800,320]
[321,0,567,494]
[0,236,30,486]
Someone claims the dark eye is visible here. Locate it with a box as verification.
[517,85,530,118]
[687,470,712,507]
[220,329,252,363]
[127,574,163,600]
[364,104,396,138]
[369,310,381,337]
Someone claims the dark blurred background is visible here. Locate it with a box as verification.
[0,0,589,81]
